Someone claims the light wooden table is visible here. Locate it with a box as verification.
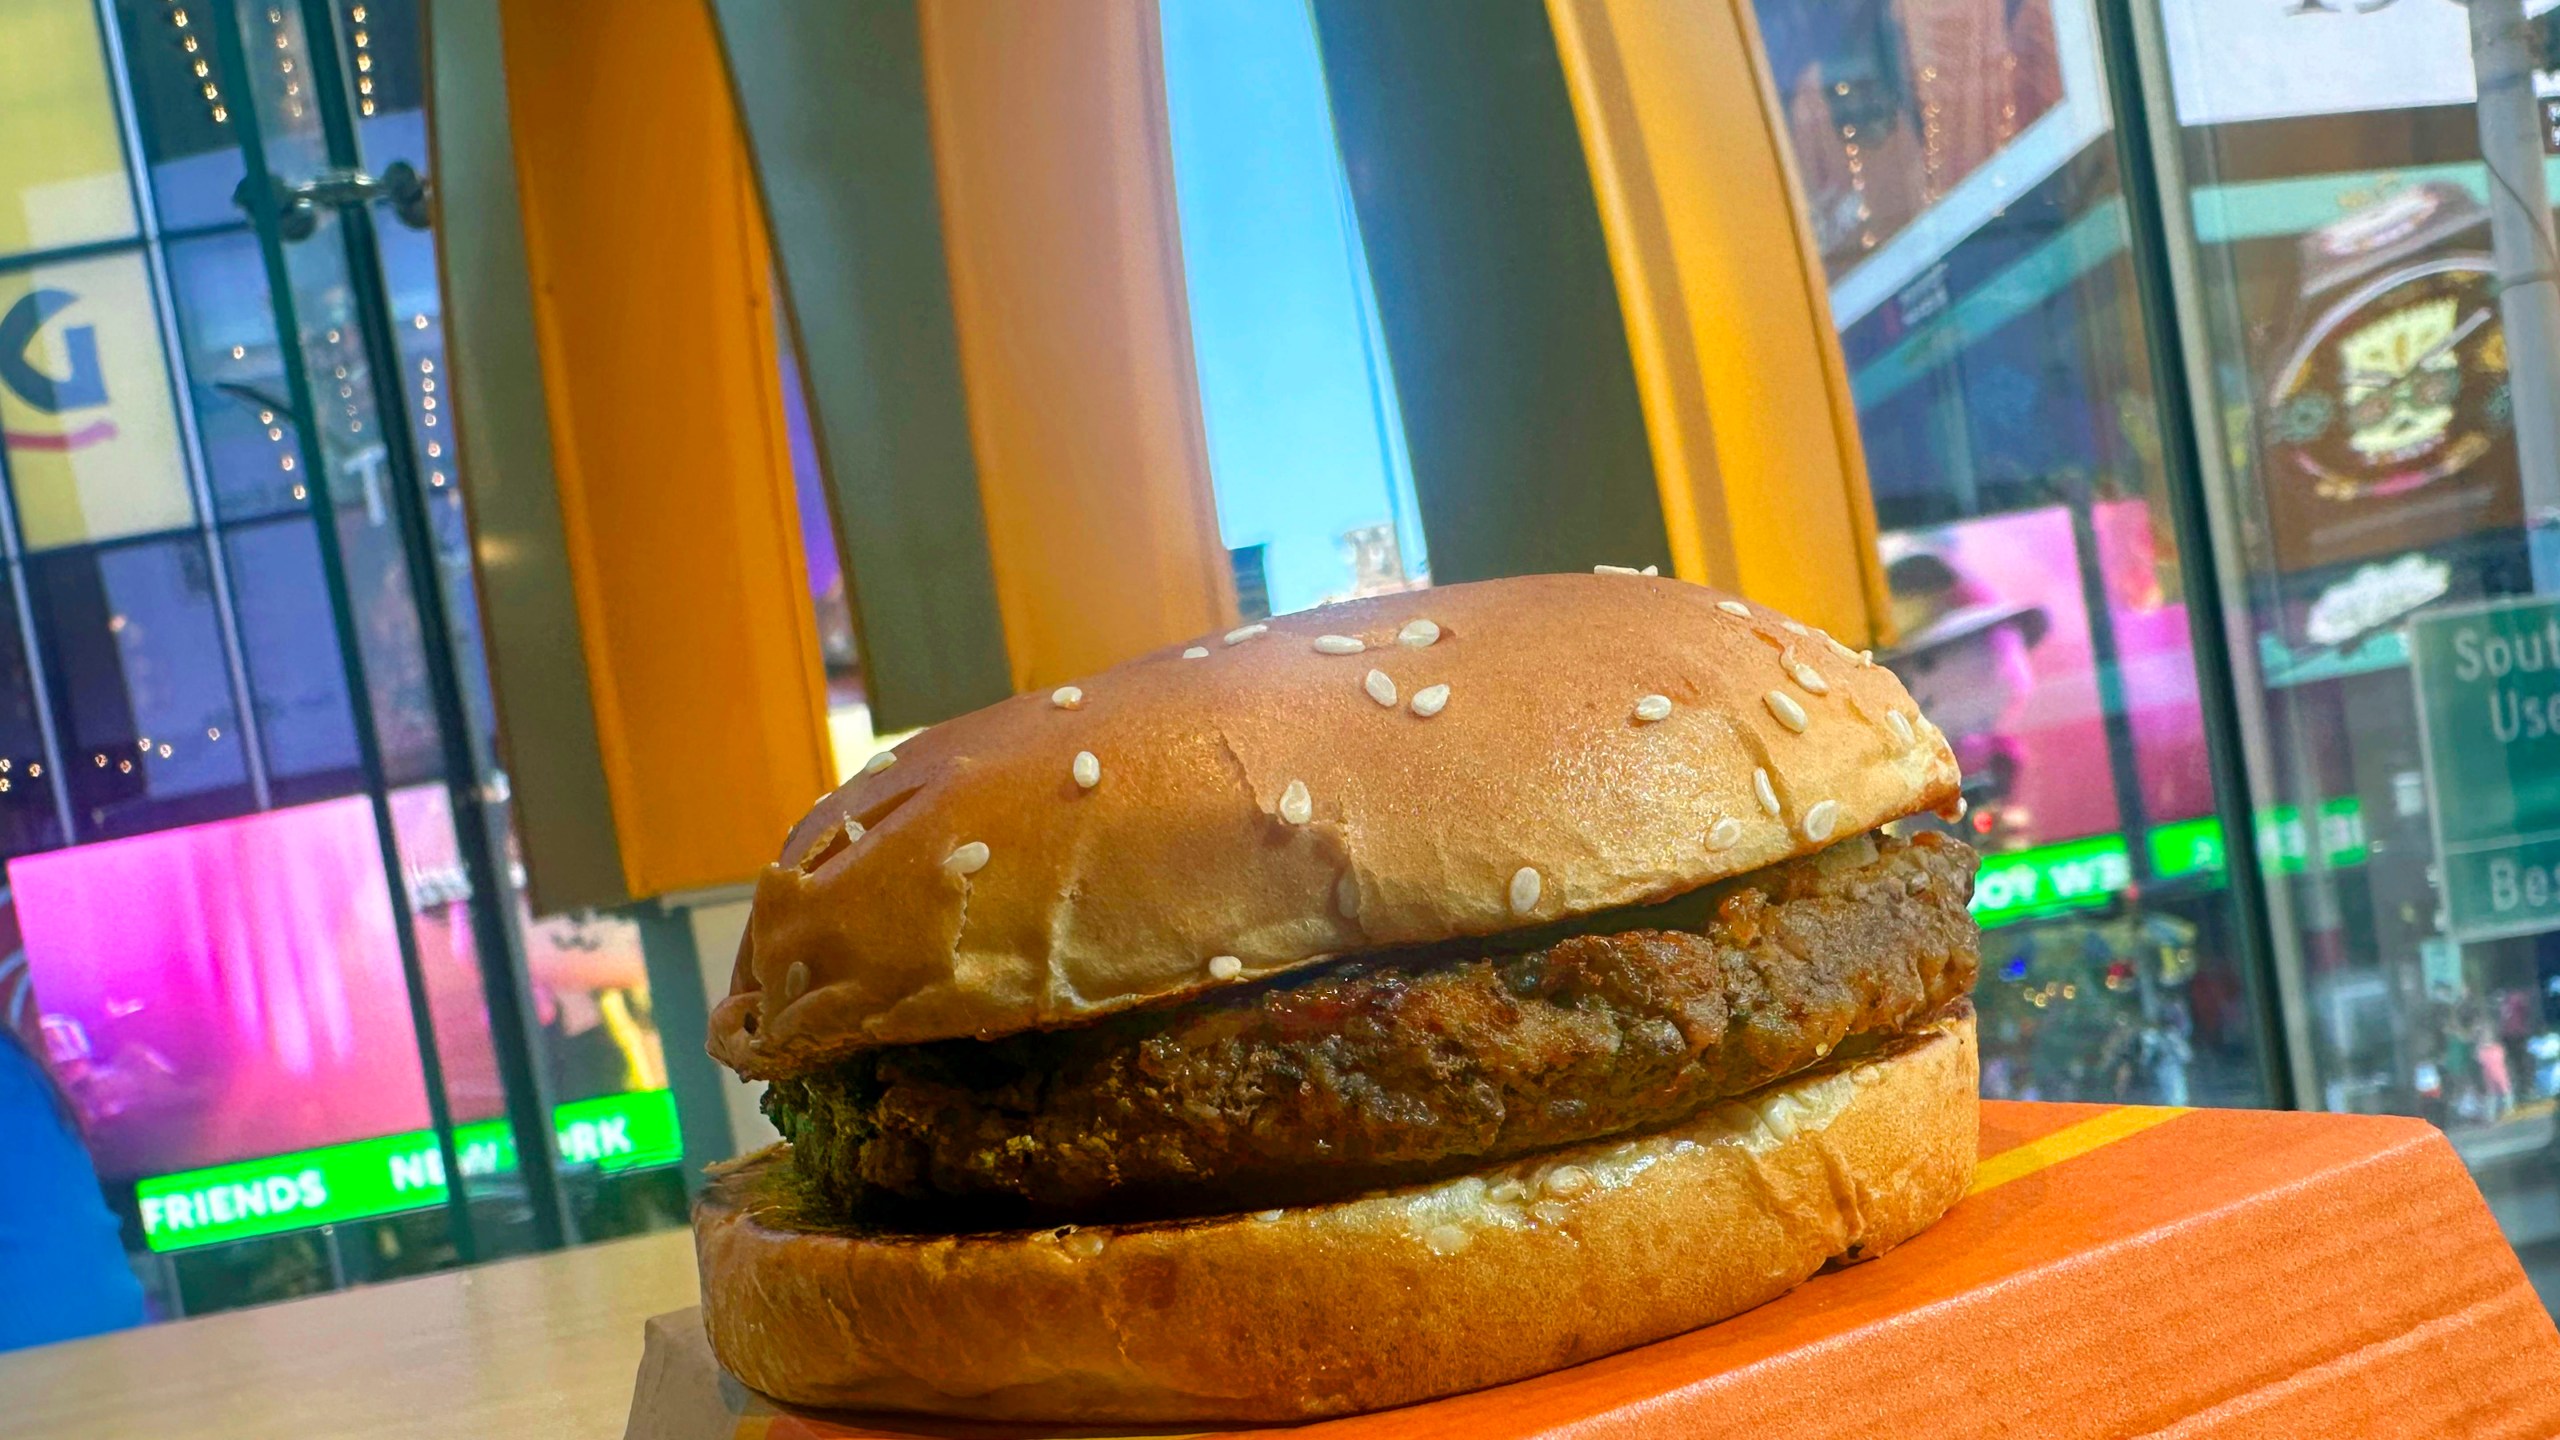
[0,1229,698,1440]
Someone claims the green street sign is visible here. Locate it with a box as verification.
[133,1088,682,1253]
[2409,596,2560,940]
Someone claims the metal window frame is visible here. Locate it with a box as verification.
[2092,0,2311,1110]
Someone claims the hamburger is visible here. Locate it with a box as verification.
[696,572,1981,1423]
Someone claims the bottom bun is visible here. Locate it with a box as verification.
[694,1002,1978,1424]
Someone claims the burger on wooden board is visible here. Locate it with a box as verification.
[695,571,1982,1423]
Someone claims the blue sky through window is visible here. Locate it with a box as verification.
[1160,0,1425,618]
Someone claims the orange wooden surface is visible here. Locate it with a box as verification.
[664,1102,2560,1439]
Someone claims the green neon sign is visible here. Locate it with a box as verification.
[2146,797,2368,882]
[1978,797,2373,929]
[1971,834,2132,927]
[133,1088,681,1253]
[2147,816,2224,880]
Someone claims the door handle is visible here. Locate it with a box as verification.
[233,160,432,240]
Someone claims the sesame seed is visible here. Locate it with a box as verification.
[1543,1164,1593,1199]
[1314,634,1366,655]
[1885,709,1915,746]
[1860,649,1875,665]
[944,840,990,876]
[1633,693,1673,723]
[1423,1223,1474,1255]
[1280,779,1313,825]
[1182,646,1209,659]
[1778,646,1826,694]
[1398,618,1440,647]
[1781,620,1809,636]
[1207,955,1243,981]
[861,750,896,776]
[1254,1208,1286,1222]
[1717,599,1751,616]
[1061,1229,1107,1259]
[1641,565,1659,576]
[1410,683,1450,718]
[1802,799,1840,842]
[1706,816,1744,851]
[1336,872,1360,919]
[1224,624,1268,645]
[1765,690,1809,732]
[1509,866,1542,916]
[1594,564,1641,576]
[1827,636,1860,662]
[1050,685,1084,710]
[1364,668,1398,707]
[1754,766,1780,815]
[1072,750,1100,789]
[783,961,809,1000]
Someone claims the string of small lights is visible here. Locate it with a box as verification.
[165,2,227,126]
[266,5,308,122]
[351,3,376,116]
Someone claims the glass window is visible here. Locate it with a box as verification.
[0,0,138,256]
[0,250,198,548]
[165,230,305,520]
[223,515,358,798]
[1751,0,2276,1109]
[1160,0,1428,618]
[0,580,66,857]
[107,0,247,234]
[24,536,250,838]
[2152,0,2560,1298]
[331,501,446,790]
[222,507,449,799]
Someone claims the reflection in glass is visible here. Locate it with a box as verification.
[223,515,358,797]
[164,230,305,520]
[108,0,249,234]
[23,537,250,838]
[1750,0,2272,1110]
[0,583,66,858]
[2156,0,2560,1300]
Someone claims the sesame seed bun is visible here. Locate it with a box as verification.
[710,573,1960,1073]
[694,1002,1977,1422]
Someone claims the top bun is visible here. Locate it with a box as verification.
[710,573,1959,1075]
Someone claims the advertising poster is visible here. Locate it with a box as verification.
[0,252,194,548]
[2234,183,2523,578]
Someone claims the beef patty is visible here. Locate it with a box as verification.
[764,829,1979,1223]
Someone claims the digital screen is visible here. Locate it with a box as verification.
[1884,503,2220,853]
[13,785,665,1184]
[1883,505,2119,846]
